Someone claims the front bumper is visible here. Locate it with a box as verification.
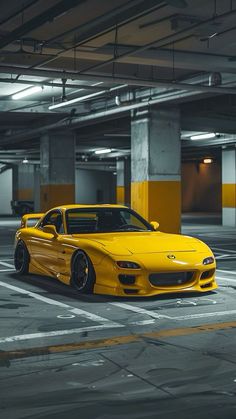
[94,252,217,297]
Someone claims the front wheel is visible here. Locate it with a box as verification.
[71,251,95,294]
[14,241,30,274]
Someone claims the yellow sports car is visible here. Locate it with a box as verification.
[14,204,217,297]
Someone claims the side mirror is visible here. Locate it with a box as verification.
[42,224,58,237]
[150,221,159,231]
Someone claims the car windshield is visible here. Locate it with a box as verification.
[65,208,153,234]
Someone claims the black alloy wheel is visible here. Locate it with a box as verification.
[14,241,30,274]
[71,251,95,293]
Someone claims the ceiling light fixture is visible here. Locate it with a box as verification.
[12,86,42,100]
[22,157,29,164]
[95,148,112,155]
[190,133,216,140]
[203,158,213,164]
[48,90,106,110]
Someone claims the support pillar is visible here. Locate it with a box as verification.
[14,163,34,201]
[40,132,75,212]
[131,108,181,233]
[116,159,131,205]
[222,148,236,226]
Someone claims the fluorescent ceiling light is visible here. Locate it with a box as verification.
[12,86,42,100]
[109,84,128,91]
[190,133,216,140]
[91,82,104,86]
[49,90,106,110]
[95,148,112,155]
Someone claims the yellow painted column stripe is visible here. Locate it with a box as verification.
[18,188,33,200]
[222,184,236,208]
[131,180,181,233]
[40,184,75,212]
[116,186,125,205]
[1,321,236,361]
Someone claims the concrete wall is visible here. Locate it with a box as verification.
[76,169,116,204]
[0,169,12,214]
[182,161,222,212]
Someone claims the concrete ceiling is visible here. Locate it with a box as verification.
[1,0,236,168]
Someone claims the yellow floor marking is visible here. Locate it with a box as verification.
[1,321,236,361]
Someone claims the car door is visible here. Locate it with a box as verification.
[28,210,64,275]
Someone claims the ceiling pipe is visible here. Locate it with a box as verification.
[0,0,41,26]
[0,86,228,147]
[0,0,87,50]
[31,0,167,70]
[0,65,236,94]
[80,8,236,75]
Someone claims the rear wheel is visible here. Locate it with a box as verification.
[71,251,95,293]
[14,241,30,274]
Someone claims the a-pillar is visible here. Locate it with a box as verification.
[222,148,236,226]
[40,131,75,212]
[116,159,131,205]
[131,107,181,233]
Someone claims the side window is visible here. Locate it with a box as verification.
[39,211,64,233]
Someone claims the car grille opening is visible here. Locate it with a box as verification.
[201,281,213,289]
[200,269,215,280]
[149,271,194,287]
[119,274,136,285]
[123,288,138,294]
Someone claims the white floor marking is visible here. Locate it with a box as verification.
[0,269,15,272]
[212,247,236,254]
[0,261,15,268]
[110,302,236,321]
[110,302,170,319]
[217,269,236,275]
[217,277,236,283]
[0,323,124,344]
[215,254,233,260]
[0,280,121,326]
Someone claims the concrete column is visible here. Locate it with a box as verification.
[131,107,181,233]
[40,131,75,212]
[222,148,236,226]
[116,159,131,205]
[13,163,34,201]
[34,165,41,212]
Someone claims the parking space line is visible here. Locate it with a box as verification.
[110,302,236,321]
[0,269,15,272]
[217,269,236,275]
[0,323,124,344]
[216,276,236,283]
[0,280,122,327]
[0,261,14,268]
[1,321,236,361]
[212,247,236,254]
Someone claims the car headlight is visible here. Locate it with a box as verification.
[203,256,215,265]
[117,261,141,269]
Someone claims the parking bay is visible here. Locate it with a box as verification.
[0,218,236,419]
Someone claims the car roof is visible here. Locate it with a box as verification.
[51,204,128,211]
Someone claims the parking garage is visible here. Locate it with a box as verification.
[0,1,236,418]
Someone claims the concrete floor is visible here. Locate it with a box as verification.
[0,214,236,419]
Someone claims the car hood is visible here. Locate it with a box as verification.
[74,232,209,256]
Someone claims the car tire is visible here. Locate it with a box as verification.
[14,241,30,274]
[71,251,95,294]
